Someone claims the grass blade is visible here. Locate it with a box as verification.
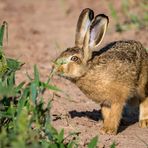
[30,82,37,103]
[34,65,40,86]
[88,136,98,148]
[0,21,7,48]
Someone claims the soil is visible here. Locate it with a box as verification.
[0,0,148,147]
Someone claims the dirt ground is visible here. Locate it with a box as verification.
[0,0,148,147]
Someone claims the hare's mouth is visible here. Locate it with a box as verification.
[58,73,68,79]
[57,73,74,81]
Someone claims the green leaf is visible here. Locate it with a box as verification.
[7,72,15,86]
[41,82,62,91]
[0,22,8,77]
[60,143,65,148]
[30,82,37,103]
[40,140,50,148]
[67,141,76,148]
[34,65,40,85]
[17,98,25,116]
[88,136,98,148]
[22,87,30,99]
[0,21,7,47]
[57,129,64,143]
[0,54,7,77]
[49,144,58,148]
[0,112,12,118]
[110,141,116,148]
[45,124,58,140]
[109,3,118,20]
[7,58,23,71]
[0,83,16,97]
[16,81,25,92]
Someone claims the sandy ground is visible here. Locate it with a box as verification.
[0,0,148,147]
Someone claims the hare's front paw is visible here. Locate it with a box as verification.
[139,119,148,128]
[100,126,117,135]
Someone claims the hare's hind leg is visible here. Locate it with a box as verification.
[139,97,148,128]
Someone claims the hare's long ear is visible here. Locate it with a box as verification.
[83,14,109,62]
[75,8,94,48]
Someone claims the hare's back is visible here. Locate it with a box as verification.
[92,40,147,64]
[89,40,148,84]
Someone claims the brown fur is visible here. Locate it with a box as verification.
[52,8,148,134]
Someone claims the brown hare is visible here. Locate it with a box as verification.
[52,8,148,134]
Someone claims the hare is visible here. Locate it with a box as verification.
[52,8,148,134]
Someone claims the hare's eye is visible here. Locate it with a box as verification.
[71,56,79,62]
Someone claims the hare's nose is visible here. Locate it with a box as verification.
[57,66,64,73]
[51,62,64,74]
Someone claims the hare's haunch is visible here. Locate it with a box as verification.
[52,8,148,134]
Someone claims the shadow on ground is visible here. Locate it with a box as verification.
[69,105,139,133]
[69,109,102,121]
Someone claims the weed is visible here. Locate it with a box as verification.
[0,21,106,148]
[109,1,148,32]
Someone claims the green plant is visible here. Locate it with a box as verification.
[109,1,148,32]
[0,59,83,147]
[87,136,98,148]
[108,3,118,21]
[0,22,7,76]
[110,141,116,148]
[0,21,79,148]
[0,63,80,147]
[0,21,104,148]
